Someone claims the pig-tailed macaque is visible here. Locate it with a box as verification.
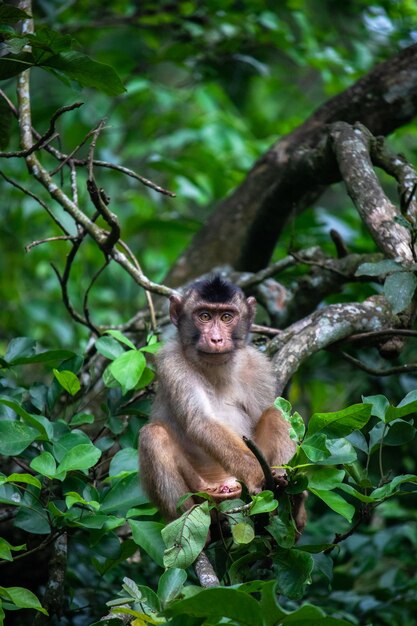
[139,275,306,532]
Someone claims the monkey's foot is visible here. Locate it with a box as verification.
[203,479,242,501]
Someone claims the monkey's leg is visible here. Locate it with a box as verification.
[139,422,209,519]
[254,407,307,533]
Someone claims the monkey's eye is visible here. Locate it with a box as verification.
[221,312,234,323]
[198,312,212,322]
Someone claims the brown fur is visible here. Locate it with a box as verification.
[139,277,306,531]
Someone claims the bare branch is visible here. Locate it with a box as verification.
[25,235,77,252]
[269,297,397,395]
[194,551,220,587]
[330,122,414,262]
[340,351,417,376]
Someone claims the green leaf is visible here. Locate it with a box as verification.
[232,522,255,544]
[307,403,371,438]
[6,473,41,489]
[4,337,35,362]
[0,421,39,455]
[105,330,136,350]
[161,502,211,569]
[300,433,331,462]
[157,568,187,608]
[371,474,417,500]
[274,397,292,419]
[0,398,52,439]
[53,369,81,396]
[273,548,314,599]
[95,336,126,360]
[266,513,296,549]
[69,412,95,426]
[309,488,355,522]
[30,452,57,478]
[163,588,263,626]
[100,473,149,514]
[129,520,165,567]
[317,437,357,465]
[109,350,146,395]
[0,538,25,562]
[304,468,345,491]
[250,490,278,515]
[362,394,389,420]
[8,349,76,365]
[0,5,31,23]
[0,586,47,614]
[109,447,138,477]
[57,443,101,472]
[384,271,417,313]
[41,50,126,95]
[355,260,403,276]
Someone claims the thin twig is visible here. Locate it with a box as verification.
[25,235,77,252]
[341,351,417,376]
[0,102,83,158]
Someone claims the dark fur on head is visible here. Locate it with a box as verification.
[190,274,242,304]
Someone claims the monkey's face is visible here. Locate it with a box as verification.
[191,303,242,363]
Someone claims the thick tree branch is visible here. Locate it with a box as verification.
[330,122,414,262]
[167,44,417,284]
[268,297,397,395]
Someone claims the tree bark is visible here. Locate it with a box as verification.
[167,44,417,286]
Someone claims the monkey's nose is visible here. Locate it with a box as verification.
[210,337,223,344]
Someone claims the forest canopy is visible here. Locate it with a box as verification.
[1,1,417,625]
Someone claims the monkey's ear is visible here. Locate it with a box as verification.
[246,296,257,325]
[169,294,183,327]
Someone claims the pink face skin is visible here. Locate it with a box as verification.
[192,303,240,363]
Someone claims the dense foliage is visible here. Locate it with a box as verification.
[1,1,417,625]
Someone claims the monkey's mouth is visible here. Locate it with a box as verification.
[197,350,233,363]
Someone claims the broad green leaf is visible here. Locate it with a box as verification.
[109,447,138,477]
[385,419,416,446]
[164,588,263,626]
[95,336,126,360]
[266,513,296,548]
[4,337,35,362]
[129,520,165,567]
[157,568,187,608]
[100,473,149,514]
[69,412,95,426]
[42,50,126,95]
[309,488,355,522]
[8,349,75,365]
[109,350,146,395]
[0,538,25,561]
[250,490,278,515]
[0,586,47,614]
[0,398,52,439]
[6,473,41,489]
[338,483,375,503]
[259,580,286,626]
[105,330,136,350]
[232,522,255,544]
[386,389,417,422]
[307,404,371,438]
[304,468,345,491]
[320,438,357,465]
[52,431,90,461]
[384,271,417,313]
[65,491,100,511]
[30,452,57,478]
[0,421,39,455]
[274,397,292,419]
[355,260,403,276]
[300,433,331,462]
[57,443,101,472]
[273,548,314,599]
[0,5,31,23]
[362,394,389,420]
[53,369,81,396]
[162,502,211,569]
[371,474,417,500]
[289,411,305,442]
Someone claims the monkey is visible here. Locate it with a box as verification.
[139,274,306,532]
